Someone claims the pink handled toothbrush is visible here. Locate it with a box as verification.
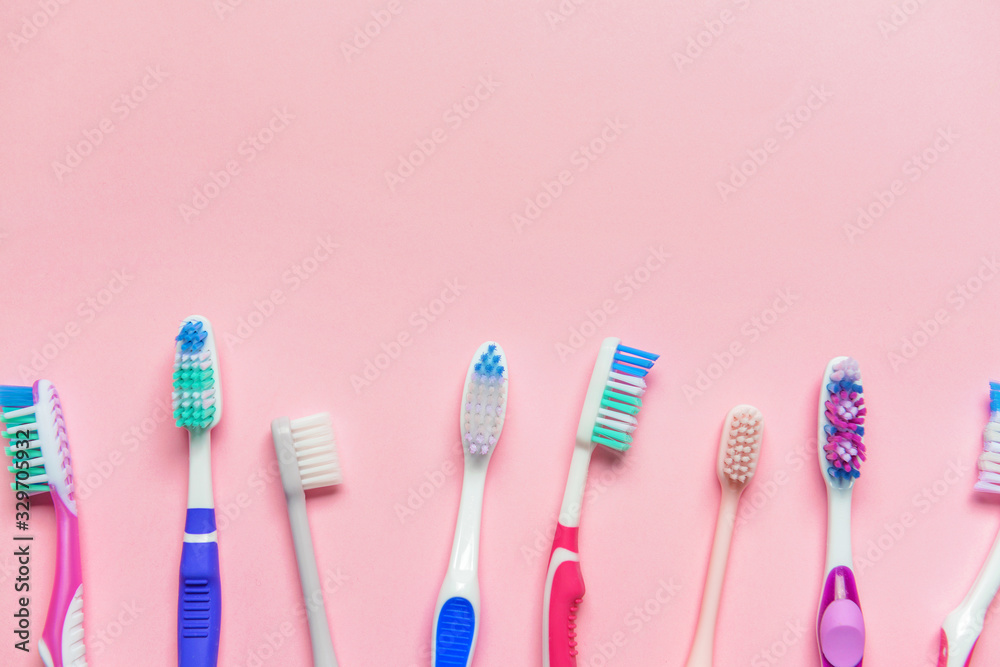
[542,337,658,667]
[3,381,86,667]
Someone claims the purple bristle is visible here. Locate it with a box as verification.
[824,358,866,481]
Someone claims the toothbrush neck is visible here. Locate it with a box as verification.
[449,463,487,575]
[558,443,595,528]
[825,486,854,573]
[188,429,215,509]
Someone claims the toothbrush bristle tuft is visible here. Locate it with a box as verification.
[462,343,507,456]
[721,405,763,485]
[2,382,75,499]
[172,318,218,430]
[289,413,342,490]
[823,357,866,482]
[592,342,659,451]
[1,384,48,494]
[975,382,1000,493]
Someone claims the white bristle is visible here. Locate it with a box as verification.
[3,423,37,438]
[596,417,634,434]
[609,371,646,392]
[977,419,1000,493]
[975,481,1000,493]
[719,405,763,486]
[460,342,508,457]
[596,408,638,434]
[3,405,35,419]
[598,407,638,425]
[980,452,1000,473]
[289,413,342,490]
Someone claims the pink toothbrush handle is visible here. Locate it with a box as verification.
[545,523,584,667]
[938,629,976,667]
[40,491,85,667]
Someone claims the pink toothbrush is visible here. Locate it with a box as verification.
[685,405,764,666]
[543,337,658,667]
[3,381,86,666]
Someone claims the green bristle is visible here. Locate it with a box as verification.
[592,434,630,451]
[593,425,632,444]
[1,414,48,493]
[2,431,38,442]
[602,387,641,407]
[173,406,216,429]
[173,368,214,390]
[600,394,640,416]
[172,364,216,428]
[4,443,41,458]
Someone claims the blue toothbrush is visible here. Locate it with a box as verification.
[173,316,223,666]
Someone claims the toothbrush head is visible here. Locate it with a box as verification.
[460,342,508,459]
[717,404,763,488]
[576,337,659,451]
[974,382,1000,493]
[818,356,867,488]
[172,315,222,431]
[272,412,342,496]
[2,380,78,515]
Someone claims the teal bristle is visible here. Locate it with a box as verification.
[591,342,659,451]
[1,384,49,494]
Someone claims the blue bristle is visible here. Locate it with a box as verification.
[612,361,648,377]
[0,386,33,408]
[856,426,864,437]
[176,320,207,353]
[617,344,659,361]
[474,346,505,378]
[827,466,861,481]
[614,351,654,369]
[991,382,1000,411]
[828,379,862,394]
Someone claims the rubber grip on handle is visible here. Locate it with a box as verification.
[434,596,476,667]
[39,492,85,667]
[546,523,584,667]
[817,566,864,667]
[179,509,220,667]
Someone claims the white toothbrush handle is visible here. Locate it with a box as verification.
[432,468,485,667]
[685,490,739,667]
[940,525,1000,666]
[286,493,338,667]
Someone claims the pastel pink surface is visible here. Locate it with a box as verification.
[2,1,1000,666]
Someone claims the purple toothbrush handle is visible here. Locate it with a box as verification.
[817,566,865,667]
[178,508,220,666]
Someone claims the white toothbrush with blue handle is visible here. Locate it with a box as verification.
[432,342,508,667]
[173,316,223,666]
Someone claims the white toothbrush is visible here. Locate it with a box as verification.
[939,382,1000,666]
[816,356,867,667]
[432,342,508,667]
[272,412,343,667]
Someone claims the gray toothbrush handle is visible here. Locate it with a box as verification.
[287,493,339,667]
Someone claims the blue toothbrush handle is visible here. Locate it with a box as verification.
[178,508,221,667]
[433,594,478,667]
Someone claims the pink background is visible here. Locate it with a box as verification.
[3,0,1000,665]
